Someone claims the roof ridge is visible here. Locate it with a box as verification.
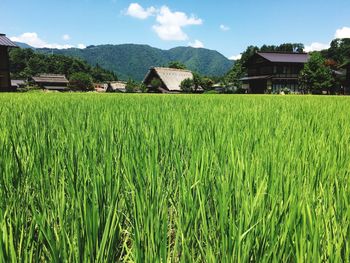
[37,73,67,76]
[0,34,18,47]
[258,51,308,55]
[153,67,192,72]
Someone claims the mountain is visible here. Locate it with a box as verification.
[30,44,233,81]
[15,42,35,49]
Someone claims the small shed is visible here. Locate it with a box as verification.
[143,67,194,93]
[0,34,17,91]
[32,74,69,91]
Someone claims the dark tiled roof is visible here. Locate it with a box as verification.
[0,34,17,47]
[240,75,271,81]
[258,52,309,63]
[33,74,69,84]
[43,86,69,90]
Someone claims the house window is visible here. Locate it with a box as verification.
[261,66,272,74]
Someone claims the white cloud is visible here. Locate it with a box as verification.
[220,24,230,31]
[152,6,202,41]
[189,40,204,48]
[229,54,242,60]
[46,43,75,49]
[10,32,48,48]
[304,42,330,53]
[304,26,350,53]
[126,3,156,19]
[10,32,79,49]
[335,26,350,39]
[62,34,70,41]
[77,44,86,49]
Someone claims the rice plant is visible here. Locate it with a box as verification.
[0,93,349,262]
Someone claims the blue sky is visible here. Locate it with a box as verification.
[1,0,350,59]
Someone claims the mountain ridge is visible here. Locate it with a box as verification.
[15,42,234,81]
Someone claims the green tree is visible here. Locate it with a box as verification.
[27,56,48,76]
[168,61,187,70]
[323,38,350,65]
[9,48,34,77]
[299,52,335,94]
[69,72,94,91]
[139,83,148,93]
[125,79,138,93]
[91,63,117,82]
[225,60,244,88]
[9,48,118,82]
[200,77,214,91]
[240,46,259,65]
[192,73,202,91]
[180,78,194,93]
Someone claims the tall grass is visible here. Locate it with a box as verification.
[0,93,349,262]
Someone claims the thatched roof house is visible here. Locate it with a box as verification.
[0,34,17,91]
[32,74,69,91]
[143,67,193,93]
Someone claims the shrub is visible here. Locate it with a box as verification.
[180,78,194,93]
[125,79,138,93]
[69,72,94,91]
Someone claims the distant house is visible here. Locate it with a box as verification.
[94,83,108,92]
[32,74,69,91]
[212,83,237,94]
[0,34,17,92]
[107,81,127,92]
[143,67,194,93]
[11,79,26,89]
[240,52,309,94]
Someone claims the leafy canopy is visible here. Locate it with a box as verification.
[299,52,334,92]
[167,61,187,70]
[69,72,94,91]
[180,78,194,93]
[9,48,118,82]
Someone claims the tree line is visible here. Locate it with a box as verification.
[10,40,350,93]
[9,48,118,85]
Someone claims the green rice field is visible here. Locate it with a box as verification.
[0,93,349,262]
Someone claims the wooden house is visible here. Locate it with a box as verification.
[143,67,194,93]
[0,34,17,92]
[344,62,350,94]
[32,74,69,91]
[241,52,309,94]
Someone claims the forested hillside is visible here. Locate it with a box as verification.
[9,48,118,82]
[34,44,234,81]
